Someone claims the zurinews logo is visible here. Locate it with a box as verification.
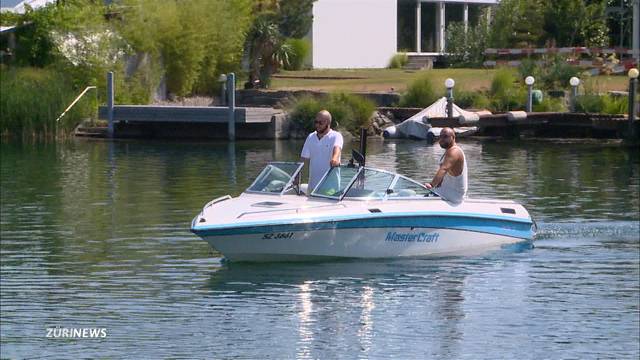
[385,231,439,243]
[46,327,107,338]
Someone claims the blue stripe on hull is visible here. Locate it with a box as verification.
[192,214,534,240]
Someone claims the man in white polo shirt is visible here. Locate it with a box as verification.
[301,110,343,192]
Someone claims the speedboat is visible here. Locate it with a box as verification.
[190,152,536,262]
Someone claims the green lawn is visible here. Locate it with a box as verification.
[270,68,630,93]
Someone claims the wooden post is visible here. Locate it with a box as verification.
[107,71,114,138]
[227,73,236,141]
[628,74,638,138]
[447,88,454,118]
[633,0,639,67]
[416,0,421,53]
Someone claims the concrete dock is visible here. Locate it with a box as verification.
[380,107,639,140]
[97,105,288,139]
[84,104,639,140]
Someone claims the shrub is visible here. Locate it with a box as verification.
[517,58,542,84]
[542,55,580,89]
[455,89,491,110]
[575,94,604,113]
[284,38,311,70]
[602,95,627,115]
[399,75,441,108]
[490,68,517,97]
[533,97,566,112]
[575,94,628,114]
[327,92,376,134]
[289,92,376,135]
[488,68,525,112]
[489,88,525,112]
[388,53,408,69]
[289,96,323,133]
[517,55,580,90]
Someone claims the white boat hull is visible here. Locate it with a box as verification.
[191,163,535,262]
[200,226,531,262]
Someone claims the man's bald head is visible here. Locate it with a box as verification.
[441,127,455,138]
[439,127,456,149]
[316,110,332,124]
[314,110,332,135]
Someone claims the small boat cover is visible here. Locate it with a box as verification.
[383,97,482,140]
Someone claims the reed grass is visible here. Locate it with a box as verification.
[0,66,96,137]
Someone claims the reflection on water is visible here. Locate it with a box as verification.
[1,139,638,358]
[204,259,473,359]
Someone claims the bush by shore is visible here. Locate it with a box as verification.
[289,92,376,135]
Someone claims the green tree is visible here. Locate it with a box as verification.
[606,0,636,47]
[276,0,315,38]
[194,0,253,94]
[489,0,545,48]
[445,12,491,67]
[246,12,288,88]
[117,0,252,97]
[5,0,107,67]
[542,0,608,47]
[245,0,316,88]
[490,0,609,48]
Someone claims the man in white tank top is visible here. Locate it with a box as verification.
[425,127,468,204]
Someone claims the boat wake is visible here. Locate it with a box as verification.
[535,221,640,240]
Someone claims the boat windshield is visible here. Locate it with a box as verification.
[388,176,431,198]
[246,162,304,195]
[311,166,430,200]
[310,166,360,198]
[344,169,395,199]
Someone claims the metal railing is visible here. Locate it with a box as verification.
[55,86,97,124]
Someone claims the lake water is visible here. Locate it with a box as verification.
[1,138,638,359]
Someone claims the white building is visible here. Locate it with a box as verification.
[0,0,56,14]
[311,0,499,69]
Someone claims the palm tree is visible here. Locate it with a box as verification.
[246,13,293,88]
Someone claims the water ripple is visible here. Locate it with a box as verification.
[1,139,638,358]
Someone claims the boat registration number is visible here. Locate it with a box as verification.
[262,232,294,240]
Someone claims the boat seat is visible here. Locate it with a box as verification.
[397,189,417,197]
[299,183,308,195]
[345,188,376,198]
[264,180,285,192]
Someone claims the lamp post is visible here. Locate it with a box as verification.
[525,76,535,113]
[445,78,455,119]
[628,68,639,138]
[569,76,580,112]
[218,73,227,106]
